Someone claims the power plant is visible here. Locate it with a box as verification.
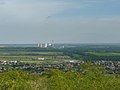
[37,42,53,48]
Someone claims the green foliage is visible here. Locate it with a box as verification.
[46,64,120,90]
[0,70,34,90]
[0,70,47,90]
[0,64,120,90]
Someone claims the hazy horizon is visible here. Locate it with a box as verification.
[0,0,120,44]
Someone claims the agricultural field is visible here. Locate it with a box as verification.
[1,45,120,63]
[0,47,71,64]
[63,45,120,61]
[86,52,120,56]
[1,45,120,72]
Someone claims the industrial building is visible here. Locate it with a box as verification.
[38,43,53,48]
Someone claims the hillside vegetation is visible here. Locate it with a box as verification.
[0,63,120,90]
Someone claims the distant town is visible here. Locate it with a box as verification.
[0,44,120,75]
[0,60,120,75]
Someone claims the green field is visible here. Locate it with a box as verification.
[86,52,120,56]
[0,47,72,64]
[0,52,63,56]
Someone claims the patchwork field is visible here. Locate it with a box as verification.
[0,47,71,64]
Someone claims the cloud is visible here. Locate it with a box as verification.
[0,0,120,43]
[0,0,120,27]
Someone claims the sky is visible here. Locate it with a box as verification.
[0,0,120,44]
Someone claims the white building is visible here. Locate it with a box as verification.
[38,43,48,48]
[38,58,45,60]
